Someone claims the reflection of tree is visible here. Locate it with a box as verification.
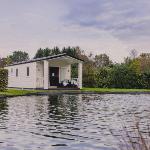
[0,98,8,113]
[47,95,80,120]
[0,98,8,129]
[34,96,49,117]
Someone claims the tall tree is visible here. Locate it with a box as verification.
[52,46,61,55]
[34,47,61,59]
[62,46,77,57]
[109,64,139,88]
[129,49,138,59]
[8,51,29,63]
[94,54,112,68]
[139,53,150,73]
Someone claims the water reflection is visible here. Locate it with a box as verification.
[0,94,149,150]
[48,95,79,119]
[0,98,8,111]
[0,98,8,130]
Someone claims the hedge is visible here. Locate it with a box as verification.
[0,69,8,91]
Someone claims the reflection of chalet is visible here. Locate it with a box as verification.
[5,53,83,89]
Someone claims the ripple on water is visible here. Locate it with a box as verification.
[0,94,149,150]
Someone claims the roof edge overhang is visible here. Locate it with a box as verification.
[5,53,84,67]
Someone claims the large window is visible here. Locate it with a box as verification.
[16,69,18,77]
[27,67,29,76]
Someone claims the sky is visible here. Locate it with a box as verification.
[0,0,150,62]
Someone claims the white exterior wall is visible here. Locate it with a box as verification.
[36,62,44,88]
[60,65,71,81]
[44,60,49,89]
[78,62,83,89]
[5,62,36,88]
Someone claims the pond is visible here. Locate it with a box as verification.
[0,94,150,150]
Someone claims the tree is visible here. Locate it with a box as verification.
[0,58,9,68]
[95,67,111,88]
[138,53,150,73]
[109,64,139,88]
[34,48,50,58]
[34,47,61,59]
[94,54,112,68]
[129,49,138,59]
[83,60,96,87]
[140,72,150,88]
[52,46,61,55]
[8,51,29,63]
[62,46,76,57]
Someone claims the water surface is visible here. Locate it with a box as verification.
[0,94,150,150]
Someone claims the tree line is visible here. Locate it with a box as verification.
[0,47,150,89]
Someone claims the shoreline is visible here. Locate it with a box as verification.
[0,88,150,98]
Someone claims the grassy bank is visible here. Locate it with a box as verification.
[82,88,150,93]
[0,88,150,97]
[0,89,39,96]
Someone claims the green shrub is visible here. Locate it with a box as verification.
[0,69,8,91]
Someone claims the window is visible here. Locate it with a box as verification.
[27,67,29,76]
[16,69,18,77]
[10,68,13,76]
[11,68,13,73]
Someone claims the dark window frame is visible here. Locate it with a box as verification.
[27,67,30,76]
[16,69,18,77]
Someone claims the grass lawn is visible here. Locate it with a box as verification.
[0,89,39,96]
[82,88,150,93]
[0,88,150,97]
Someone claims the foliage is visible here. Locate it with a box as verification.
[62,46,78,57]
[8,51,29,63]
[94,54,112,67]
[34,47,61,59]
[139,53,150,73]
[71,63,78,78]
[95,67,111,88]
[83,60,96,87]
[0,69,8,91]
[139,72,150,89]
[6,47,150,89]
[0,58,8,68]
[109,64,139,88]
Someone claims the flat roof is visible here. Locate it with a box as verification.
[6,53,84,67]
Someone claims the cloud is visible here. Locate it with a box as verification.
[0,0,150,62]
[64,0,150,39]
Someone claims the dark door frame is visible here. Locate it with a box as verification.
[49,67,59,86]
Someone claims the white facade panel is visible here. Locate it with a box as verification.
[36,62,44,88]
[5,62,36,88]
[44,60,49,89]
[60,65,71,81]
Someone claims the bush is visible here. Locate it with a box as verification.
[95,67,111,88]
[138,72,150,89]
[109,64,139,88]
[83,62,96,87]
[0,69,8,91]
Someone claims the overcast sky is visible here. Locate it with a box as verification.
[0,0,150,62]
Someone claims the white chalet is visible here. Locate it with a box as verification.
[5,53,83,89]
